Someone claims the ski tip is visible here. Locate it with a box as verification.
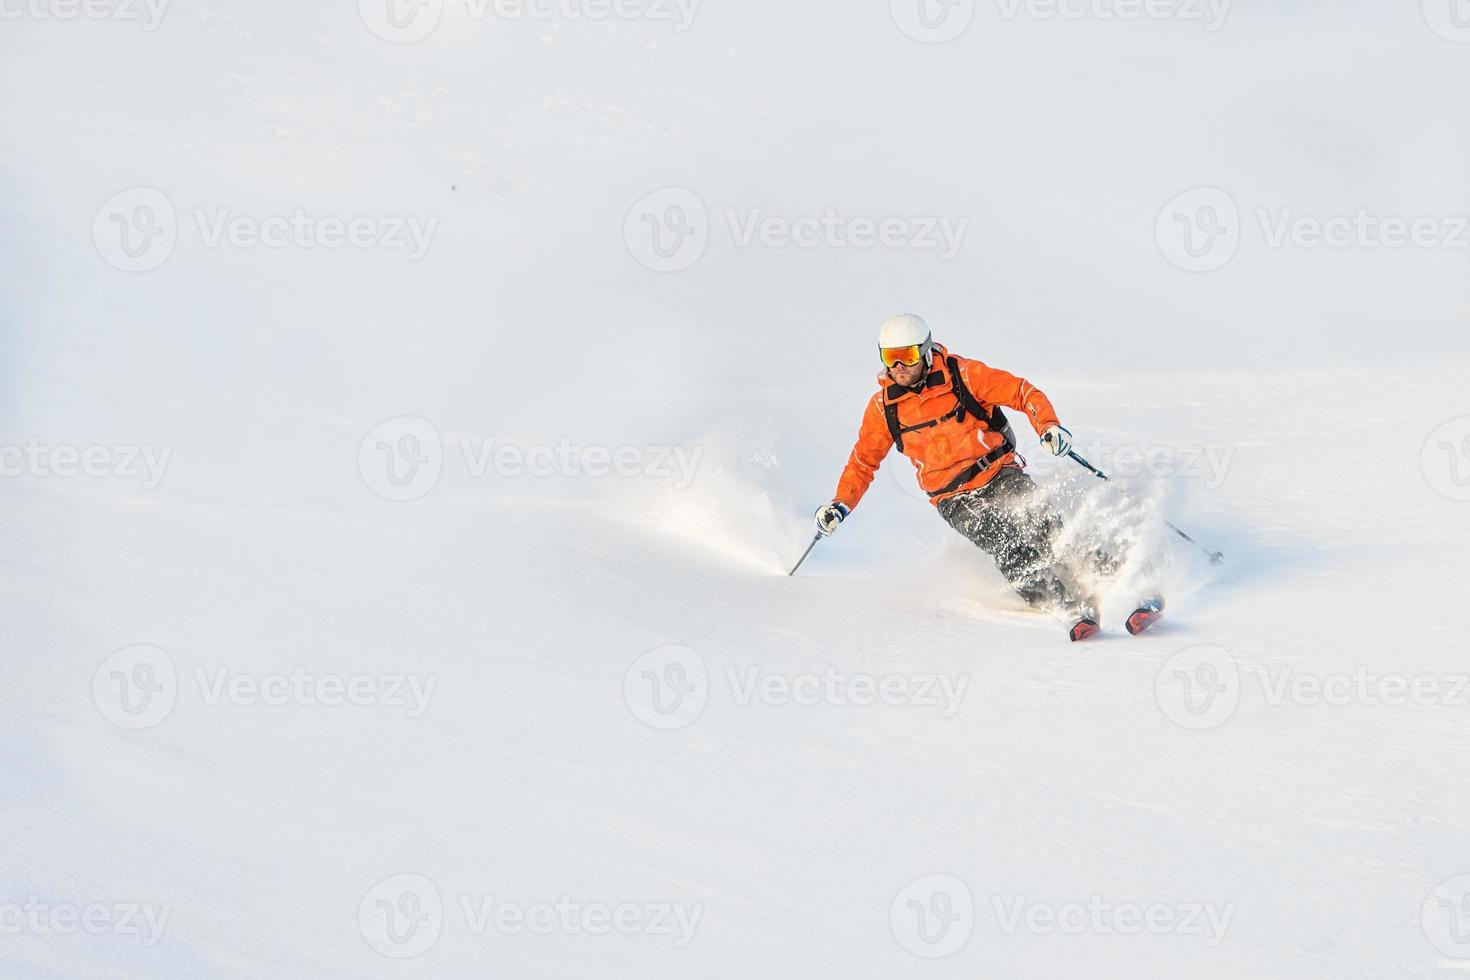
[1069,618,1101,642]
[1125,599,1165,636]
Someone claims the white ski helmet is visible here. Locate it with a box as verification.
[877,313,933,366]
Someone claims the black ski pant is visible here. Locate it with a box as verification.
[936,466,1083,612]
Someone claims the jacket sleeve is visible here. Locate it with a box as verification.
[832,395,895,511]
[955,356,1061,437]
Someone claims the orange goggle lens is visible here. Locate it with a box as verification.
[879,345,924,368]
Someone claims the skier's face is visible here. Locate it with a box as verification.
[888,358,926,387]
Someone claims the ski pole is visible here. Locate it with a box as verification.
[1066,450,1225,565]
[788,532,823,576]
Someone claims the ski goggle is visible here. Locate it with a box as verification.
[879,345,926,368]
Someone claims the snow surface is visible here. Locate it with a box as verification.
[3,1,1470,977]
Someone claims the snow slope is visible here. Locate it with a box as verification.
[3,2,1470,977]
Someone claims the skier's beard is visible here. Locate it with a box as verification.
[889,362,927,390]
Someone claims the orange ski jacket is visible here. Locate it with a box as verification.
[833,344,1062,509]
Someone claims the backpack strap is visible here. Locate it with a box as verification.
[921,356,1020,498]
[882,399,905,453]
[946,355,1015,444]
[882,357,1018,460]
[880,366,947,453]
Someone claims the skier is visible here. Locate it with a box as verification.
[814,314,1162,640]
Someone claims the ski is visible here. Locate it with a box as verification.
[1068,613,1101,642]
[1125,597,1165,636]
